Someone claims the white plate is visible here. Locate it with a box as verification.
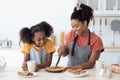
[18,72,37,78]
[64,71,88,77]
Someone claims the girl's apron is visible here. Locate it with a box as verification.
[67,30,91,66]
[30,47,47,64]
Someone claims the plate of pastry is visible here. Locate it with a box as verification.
[45,66,65,73]
[17,71,37,78]
[64,68,88,77]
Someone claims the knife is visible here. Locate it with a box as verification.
[55,56,61,67]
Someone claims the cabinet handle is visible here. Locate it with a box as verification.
[100,18,102,26]
[105,18,107,25]
[93,19,95,25]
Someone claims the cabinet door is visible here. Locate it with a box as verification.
[77,0,87,5]
[77,0,98,10]
[88,0,98,10]
[118,0,120,10]
[106,0,116,10]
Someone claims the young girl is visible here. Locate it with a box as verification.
[58,4,104,69]
[19,21,55,71]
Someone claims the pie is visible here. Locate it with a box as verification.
[17,71,33,76]
[66,68,86,75]
[45,66,64,73]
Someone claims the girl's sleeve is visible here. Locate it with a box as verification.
[45,40,56,54]
[21,43,32,54]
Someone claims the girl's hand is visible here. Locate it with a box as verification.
[35,65,39,72]
[22,62,28,71]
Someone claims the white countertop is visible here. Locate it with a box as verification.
[0,66,120,80]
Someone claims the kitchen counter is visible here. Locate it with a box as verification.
[105,46,120,52]
[0,66,120,80]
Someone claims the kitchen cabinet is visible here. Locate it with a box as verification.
[77,0,120,17]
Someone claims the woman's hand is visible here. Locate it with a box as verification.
[65,66,77,70]
[57,45,68,57]
[22,62,28,71]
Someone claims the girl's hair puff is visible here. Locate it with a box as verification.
[36,21,53,37]
[19,27,32,43]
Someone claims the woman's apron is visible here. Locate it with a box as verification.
[67,30,91,66]
[30,47,47,64]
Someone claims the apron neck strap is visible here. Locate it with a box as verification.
[88,29,91,45]
[71,35,78,56]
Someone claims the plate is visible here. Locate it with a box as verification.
[17,72,37,78]
[45,66,64,73]
[64,70,88,77]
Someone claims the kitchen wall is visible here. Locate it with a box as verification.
[0,0,76,49]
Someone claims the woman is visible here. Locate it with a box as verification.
[58,4,104,69]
